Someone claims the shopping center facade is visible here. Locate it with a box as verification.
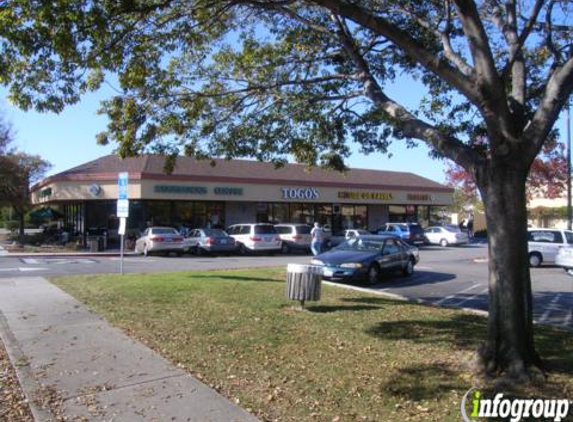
[31,155,453,247]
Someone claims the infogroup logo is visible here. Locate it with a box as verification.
[461,388,571,422]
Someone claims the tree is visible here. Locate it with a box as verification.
[446,137,569,201]
[1,0,572,380]
[0,119,51,243]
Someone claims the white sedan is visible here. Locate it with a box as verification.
[135,227,187,256]
[555,246,573,276]
[424,226,469,247]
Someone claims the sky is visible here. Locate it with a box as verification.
[1,81,570,186]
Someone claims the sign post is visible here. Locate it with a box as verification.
[117,172,129,275]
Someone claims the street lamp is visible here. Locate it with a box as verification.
[564,104,573,316]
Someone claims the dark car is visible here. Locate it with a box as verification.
[310,235,419,285]
[186,228,238,255]
[375,223,426,245]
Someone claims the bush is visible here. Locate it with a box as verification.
[5,220,19,232]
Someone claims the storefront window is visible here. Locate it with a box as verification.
[341,205,354,229]
[354,205,367,229]
[146,201,172,226]
[389,205,407,222]
[416,206,430,227]
[270,203,289,224]
[256,203,270,223]
[315,204,332,229]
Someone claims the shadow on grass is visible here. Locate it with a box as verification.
[366,313,573,378]
[184,274,284,283]
[381,364,465,401]
[366,314,485,348]
[307,304,383,313]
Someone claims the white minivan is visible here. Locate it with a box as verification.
[527,228,573,267]
[226,223,282,254]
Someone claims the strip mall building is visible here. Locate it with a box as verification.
[31,155,453,247]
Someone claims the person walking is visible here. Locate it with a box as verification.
[310,222,325,256]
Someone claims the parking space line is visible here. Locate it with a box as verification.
[563,309,572,328]
[434,284,481,306]
[450,288,489,307]
[539,294,562,324]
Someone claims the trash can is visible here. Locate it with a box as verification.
[286,263,322,307]
[88,237,100,252]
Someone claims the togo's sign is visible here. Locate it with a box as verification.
[281,187,320,200]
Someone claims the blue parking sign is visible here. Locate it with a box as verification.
[118,172,129,199]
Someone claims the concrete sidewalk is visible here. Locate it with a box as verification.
[0,277,259,422]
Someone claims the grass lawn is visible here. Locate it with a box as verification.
[52,268,573,422]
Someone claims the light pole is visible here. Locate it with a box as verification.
[564,104,573,300]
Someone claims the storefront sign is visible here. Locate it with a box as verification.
[407,193,435,202]
[337,191,393,201]
[154,185,208,195]
[39,187,52,198]
[281,187,320,200]
[214,187,243,196]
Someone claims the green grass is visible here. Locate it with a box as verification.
[52,269,573,422]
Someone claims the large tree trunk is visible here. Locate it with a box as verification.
[476,164,542,380]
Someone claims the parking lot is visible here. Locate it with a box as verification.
[1,243,571,330]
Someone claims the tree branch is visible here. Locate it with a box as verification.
[328,13,480,173]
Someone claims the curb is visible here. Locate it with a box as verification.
[0,309,54,422]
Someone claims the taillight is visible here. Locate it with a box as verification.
[173,236,183,242]
[150,236,164,242]
[250,236,262,242]
[292,235,302,240]
[205,237,215,245]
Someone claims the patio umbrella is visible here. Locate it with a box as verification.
[29,207,63,221]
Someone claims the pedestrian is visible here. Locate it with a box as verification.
[467,218,474,240]
[310,222,325,256]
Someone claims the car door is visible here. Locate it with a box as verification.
[529,230,563,262]
[379,238,403,272]
[425,228,437,244]
[188,230,200,248]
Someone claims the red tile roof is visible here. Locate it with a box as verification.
[33,154,452,192]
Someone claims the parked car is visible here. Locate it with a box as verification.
[135,227,186,256]
[226,223,282,254]
[274,224,312,253]
[310,235,419,285]
[555,246,573,275]
[528,228,573,267]
[327,229,372,248]
[424,225,469,247]
[185,228,237,255]
[374,223,426,245]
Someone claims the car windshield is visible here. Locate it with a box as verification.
[337,238,384,251]
[204,229,228,237]
[151,228,178,235]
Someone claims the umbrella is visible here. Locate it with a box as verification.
[29,207,63,221]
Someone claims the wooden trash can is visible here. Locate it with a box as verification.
[286,263,322,307]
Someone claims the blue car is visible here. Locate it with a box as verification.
[310,235,419,285]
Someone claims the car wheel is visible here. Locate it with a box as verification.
[281,242,290,254]
[176,251,183,257]
[195,245,203,256]
[402,258,415,277]
[439,238,449,247]
[529,252,542,267]
[143,244,149,257]
[238,243,249,255]
[367,264,380,286]
[565,268,573,277]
